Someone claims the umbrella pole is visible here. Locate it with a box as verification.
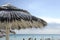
[6,23,10,40]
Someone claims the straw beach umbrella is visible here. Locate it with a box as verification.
[0,4,47,40]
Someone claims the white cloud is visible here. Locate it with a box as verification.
[14,28,60,34]
[39,28,60,34]
[40,17,60,23]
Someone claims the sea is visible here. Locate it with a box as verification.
[0,34,60,40]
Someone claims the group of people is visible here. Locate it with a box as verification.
[22,38,51,40]
[23,38,36,40]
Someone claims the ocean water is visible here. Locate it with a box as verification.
[0,34,60,40]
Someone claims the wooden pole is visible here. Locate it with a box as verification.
[6,23,10,40]
[6,23,11,40]
[6,26,9,40]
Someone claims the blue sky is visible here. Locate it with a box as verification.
[0,0,60,34]
[0,0,60,18]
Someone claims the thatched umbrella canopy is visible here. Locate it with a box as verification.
[0,4,47,40]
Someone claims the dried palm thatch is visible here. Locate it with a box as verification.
[0,4,47,40]
[0,4,47,29]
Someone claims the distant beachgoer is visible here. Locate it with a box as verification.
[45,38,50,40]
[23,38,25,40]
[34,38,36,40]
[40,39,42,40]
[28,38,33,40]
